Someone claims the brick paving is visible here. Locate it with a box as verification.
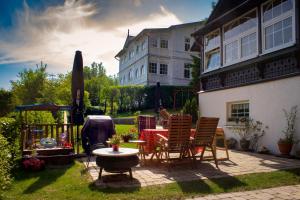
[188,184,300,200]
[81,150,300,188]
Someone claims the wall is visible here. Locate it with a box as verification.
[198,76,300,154]
[119,35,149,85]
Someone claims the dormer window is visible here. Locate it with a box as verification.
[204,29,221,72]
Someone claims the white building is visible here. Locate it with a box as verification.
[192,0,300,154]
[115,22,203,86]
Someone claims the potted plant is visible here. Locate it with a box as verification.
[231,117,268,151]
[278,106,298,155]
[109,135,121,152]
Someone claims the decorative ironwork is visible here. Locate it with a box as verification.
[264,57,298,79]
[201,55,299,91]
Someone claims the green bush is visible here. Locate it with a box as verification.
[0,117,21,167]
[0,133,12,190]
[182,98,199,123]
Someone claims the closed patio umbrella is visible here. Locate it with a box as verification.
[71,51,84,125]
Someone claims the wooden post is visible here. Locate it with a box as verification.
[76,125,80,154]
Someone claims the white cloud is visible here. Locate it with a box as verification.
[0,0,182,76]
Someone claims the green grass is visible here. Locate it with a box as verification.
[2,162,300,200]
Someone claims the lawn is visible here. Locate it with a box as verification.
[1,162,300,200]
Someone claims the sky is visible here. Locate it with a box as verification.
[0,0,214,89]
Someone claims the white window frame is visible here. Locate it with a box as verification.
[159,64,168,75]
[184,63,191,79]
[203,29,221,73]
[222,8,259,67]
[140,65,144,76]
[160,39,168,49]
[184,37,191,51]
[151,38,158,48]
[261,0,296,54]
[142,40,146,50]
[149,63,157,74]
[227,101,250,123]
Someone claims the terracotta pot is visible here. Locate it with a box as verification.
[112,144,119,152]
[240,139,250,151]
[278,142,293,155]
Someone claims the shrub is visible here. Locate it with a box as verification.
[0,117,21,167]
[0,134,12,190]
[182,98,198,123]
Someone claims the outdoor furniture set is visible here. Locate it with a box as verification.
[89,112,229,180]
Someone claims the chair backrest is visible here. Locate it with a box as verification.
[194,117,219,146]
[167,114,192,152]
[160,109,170,120]
[137,115,156,134]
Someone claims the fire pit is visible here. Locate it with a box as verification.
[93,148,139,179]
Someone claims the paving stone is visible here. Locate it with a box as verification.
[80,150,300,188]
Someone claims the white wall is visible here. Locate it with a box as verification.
[198,76,300,154]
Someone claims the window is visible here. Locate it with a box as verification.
[241,33,257,58]
[184,37,190,51]
[129,50,135,59]
[227,101,249,122]
[128,70,132,81]
[225,41,238,64]
[142,40,146,50]
[223,9,258,65]
[136,45,139,54]
[140,65,144,75]
[151,38,158,48]
[160,64,168,75]
[160,39,168,48]
[204,29,221,71]
[184,63,191,78]
[149,63,157,74]
[262,0,295,53]
[135,68,139,78]
[205,50,221,70]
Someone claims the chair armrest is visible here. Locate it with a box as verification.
[156,134,168,141]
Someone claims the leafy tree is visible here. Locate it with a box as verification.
[11,63,47,105]
[189,55,201,92]
[0,89,14,117]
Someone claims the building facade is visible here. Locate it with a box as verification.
[192,0,300,154]
[115,22,202,86]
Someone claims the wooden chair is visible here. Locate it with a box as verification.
[213,128,230,161]
[155,114,192,163]
[159,109,170,129]
[190,117,219,168]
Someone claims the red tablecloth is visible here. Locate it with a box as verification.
[140,129,196,154]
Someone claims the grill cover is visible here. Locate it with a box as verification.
[81,115,115,153]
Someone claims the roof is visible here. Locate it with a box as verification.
[115,21,203,58]
[15,103,71,112]
[191,0,256,37]
[207,0,248,23]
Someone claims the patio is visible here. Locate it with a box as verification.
[82,150,300,188]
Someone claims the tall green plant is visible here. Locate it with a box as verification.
[182,98,198,123]
[279,106,298,144]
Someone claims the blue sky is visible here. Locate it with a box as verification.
[0,0,215,89]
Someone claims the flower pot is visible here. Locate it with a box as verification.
[112,144,119,152]
[240,139,250,151]
[278,142,293,155]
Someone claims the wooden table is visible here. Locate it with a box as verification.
[93,148,139,179]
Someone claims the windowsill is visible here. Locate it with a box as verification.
[203,66,220,74]
[261,41,296,56]
[224,124,245,128]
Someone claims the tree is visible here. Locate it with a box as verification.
[189,56,201,92]
[0,89,14,117]
[11,62,47,105]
